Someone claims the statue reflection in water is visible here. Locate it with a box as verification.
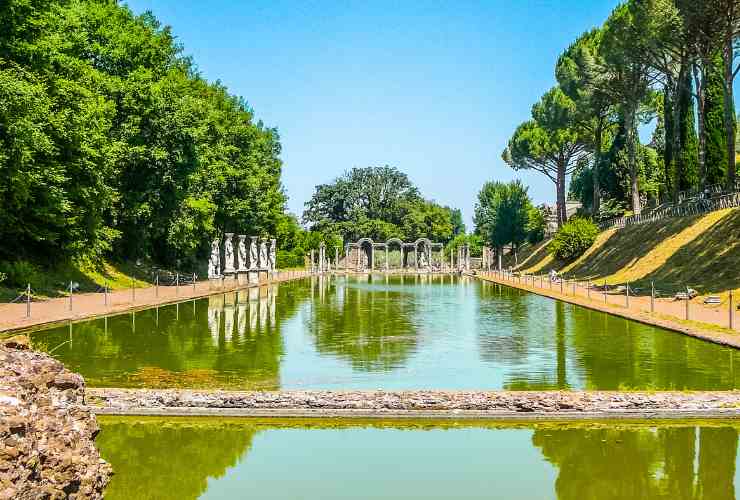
[207,285,278,344]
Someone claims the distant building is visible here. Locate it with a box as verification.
[542,201,582,237]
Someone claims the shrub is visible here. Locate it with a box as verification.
[549,218,599,262]
[0,260,44,287]
[277,249,306,269]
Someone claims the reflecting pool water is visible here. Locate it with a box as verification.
[29,275,740,390]
[97,417,740,500]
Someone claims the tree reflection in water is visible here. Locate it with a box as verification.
[305,274,420,372]
[97,419,740,500]
[98,418,260,500]
[30,280,311,389]
[533,424,738,500]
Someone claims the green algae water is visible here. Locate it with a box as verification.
[96,417,740,500]
[28,275,740,390]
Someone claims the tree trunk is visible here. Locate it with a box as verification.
[626,105,641,214]
[592,120,602,216]
[556,160,566,227]
[724,32,737,190]
[663,86,675,201]
[693,62,708,188]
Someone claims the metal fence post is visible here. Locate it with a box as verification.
[155,274,159,298]
[132,277,135,303]
[626,282,630,308]
[731,291,735,330]
[560,279,564,294]
[26,283,31,318]
[193,273,196,294]
[685,288,690,320]
[104,280,108,307]
[650,281,655,313]
[603,281,607,304]
[176,273,180,296]
[587,280,591,300]
[69,281,73,311]
[572,280,576,296]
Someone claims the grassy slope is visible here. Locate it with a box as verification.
[513,208,740,298]
[0,260,154,302]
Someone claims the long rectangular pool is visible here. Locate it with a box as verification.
[28,275,740,390]
[97,417,740,500]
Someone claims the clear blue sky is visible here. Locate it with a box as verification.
[125,0,621,229]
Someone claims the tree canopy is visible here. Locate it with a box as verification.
[503,0,740,224]
[0,0,286,269]
[303,166,459,244]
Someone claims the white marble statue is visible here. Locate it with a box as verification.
[419,250,428,268]
[259,239,269,269]
[208,239,221,279]
[237,235,248,272]
[249,236,259,270]
[223,233,236,273]
[269,239,277,271]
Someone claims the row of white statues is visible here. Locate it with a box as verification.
[208,234,277,279]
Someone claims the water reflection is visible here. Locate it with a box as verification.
[97,419,740,500]
[30,282,309,389]
[533,425,738,500]
[305,274,420,371]
[27,276,740,390]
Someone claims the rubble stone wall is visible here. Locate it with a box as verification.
[0,337,111,499]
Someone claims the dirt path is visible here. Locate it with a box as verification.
[0,270,311,334]
[475,271,740,349]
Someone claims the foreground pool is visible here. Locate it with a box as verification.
[29,275,740,390]
[97,417,740,500]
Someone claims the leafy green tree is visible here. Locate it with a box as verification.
[503,87,589,227]
[303,166,458,244]
[600,3,654,213]
[557,28,615,215]
[448,208,466,236]
[445,233,483,259]
[474,180,533,268]
[0,0,287,270]
[303,166,419,228]
[526,206,547,244]
[399,200,454,243]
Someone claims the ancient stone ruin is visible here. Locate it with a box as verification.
[0,336,111,498]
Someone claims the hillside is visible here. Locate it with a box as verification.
[509,208,740,298]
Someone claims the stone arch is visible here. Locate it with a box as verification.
[356,238,374,270]
[385,238,404,269]
[414,238,433,268]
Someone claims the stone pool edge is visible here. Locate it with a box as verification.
[87,389,740,421]
[471,273,740,350]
